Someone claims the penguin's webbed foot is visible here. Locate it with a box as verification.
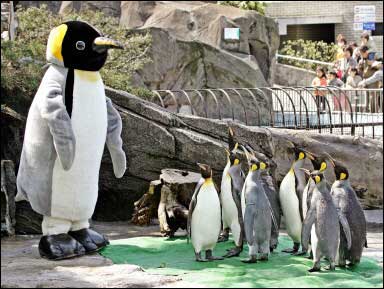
[281,248,296,253]
[282,242,300,254]
[39,234,85,260]
[223,246,242,258]
[205,250,224,261]
[241,256,257,263]
[308,267,321,273]
[195,252,207,262]
[292,250,307,256]
[68,228,109,253]
[258,254,269,261]
[218,233,229,243]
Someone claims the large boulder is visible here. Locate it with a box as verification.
[93,87,383,220]
[58,1,121,17]
[120,1,279,84]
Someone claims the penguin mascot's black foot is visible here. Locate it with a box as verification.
[39,234,86,260]
[205,250,224,261]
[68,228,109,253]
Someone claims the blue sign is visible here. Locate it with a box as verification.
[363,22,375,30]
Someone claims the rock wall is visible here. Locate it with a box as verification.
[274,63,316,87]
[94,87,383,220]
[120,1,279,86]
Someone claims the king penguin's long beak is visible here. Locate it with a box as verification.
[323,152,336,167]
[302,149,315,160]
[93,37,124,53]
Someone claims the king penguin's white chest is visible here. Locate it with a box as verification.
[191,181,221,251]
[279,169,302,241]
[51,70,107,220]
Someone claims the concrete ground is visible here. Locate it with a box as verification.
[1,221,383,288]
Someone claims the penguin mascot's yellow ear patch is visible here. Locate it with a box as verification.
[234,159,240,165]
[46,24,68,65]
[298,152,305,160]
[340,173,347,180]
[251,164,258,171]
[314,175,321,184]
[260,162,267,170]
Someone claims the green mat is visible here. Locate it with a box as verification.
[100,235,383,288]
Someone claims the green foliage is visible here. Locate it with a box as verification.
[279,39,338,71]
[217,1,266,15]
[1,5,153,114]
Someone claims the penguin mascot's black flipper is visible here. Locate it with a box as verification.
[16,21,125,260]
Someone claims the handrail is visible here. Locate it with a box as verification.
[151,87,383,139]
[276,53,333,66]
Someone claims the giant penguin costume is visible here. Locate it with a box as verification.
[327,155,367,267]
[279,142,314,254]
[301,170,351,272]
[188,163,223,262]
[16,21,126,260]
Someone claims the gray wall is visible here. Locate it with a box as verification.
[274,63,316,87]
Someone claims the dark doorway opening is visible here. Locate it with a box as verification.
[280,23,335,48]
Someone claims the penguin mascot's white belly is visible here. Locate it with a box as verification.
[279,169,302,243]
[191,180,221,252]
[220,172,239,231]
[51,70,107,221]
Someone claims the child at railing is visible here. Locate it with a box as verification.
[346,68,363,89]
[312,66,327,113]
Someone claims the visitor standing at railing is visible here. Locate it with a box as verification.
[358,61,383,113]
[351,42,360,62]
[358,46,377,87]
[360,32,378,56]
[328,71,347,112]
[312,66,327,113]
[346,68,363,89]
[337,46,358,83]
[335,35,347,62]
[358,61,383,88]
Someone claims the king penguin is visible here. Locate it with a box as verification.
[16,21,126,260]
[220,135,246,258]
[279,142,314,255]
[301,170,351,272]
[218,127,236,243]
[302,152,331,258]
[188,163,223,262]
[241,154,277,263]
[327,154,367,267]
[242,144,281,252]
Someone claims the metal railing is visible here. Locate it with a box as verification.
[276,53,333,67]
[151,87,383,139]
